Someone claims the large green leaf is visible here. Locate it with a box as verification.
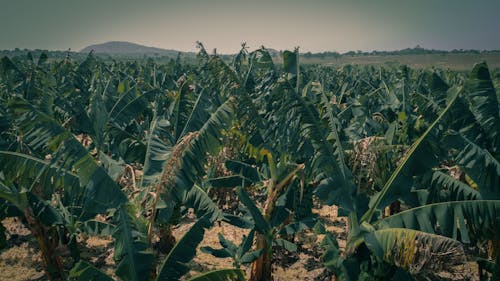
[320,91,350,181]
[0,181,28,212]
[365,228,468,280]
[168,96,236,203]
[171,82,196,141]
[140,110,172,188]
[88,85,108,151]
[225,160,260,182]
[461,62,500,154]
[445,131,500,199]
[109,87,156,129]
[208,175,249,188]
[8,98,126,218]
[377,200,500,243]
[113,205,153,281]
[0,151,80,201]
[179,88,213,138]
[183,185,223,223]
[421,170,482,203]
[69,261,114,281]
[236,186,270,234]
[156,215,212,281]
[28,192,65,226]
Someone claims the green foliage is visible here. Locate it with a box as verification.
[378,200,500,243]
[113,205,153,281]
[156,215,212,281]
[69,261,114,281]
[201,230,262,268]
[1,49,499,281]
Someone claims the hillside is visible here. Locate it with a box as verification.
[80,41,180,55]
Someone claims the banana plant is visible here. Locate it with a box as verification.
[69,212,245,281]
[205,148,306,281]
[201,229,263,269]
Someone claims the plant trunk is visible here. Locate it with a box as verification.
[149,224,177,280]
[159,224,176,254]
[250,163,304,281]
[250,233,272,281]
[488,240,500,279]
[24,208,65,281]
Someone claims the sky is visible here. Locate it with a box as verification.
[1,0,499,54]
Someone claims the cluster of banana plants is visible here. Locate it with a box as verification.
[1,44,499,281]
[0,51,244,280]
[197,46,500,280]
[315,63,500,280]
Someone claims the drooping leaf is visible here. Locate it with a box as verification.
[109,87,156,129]
[208,175,250,188]
[365,228,468,280]
[171,82,196,141]
[113,205,153,281]
[168,97,236,204]
[140,111,172,188]
[445,131,500,199]
[8,98,127,219]
[183,185,223,223]
[239,250,263,265]
[377,200,500,243]
[69,261,114,281]
[156,215,212,281]
[236,186,270,234]
[179,88,213,138]
[81,219,115,236]
[200,246,233,259]
[88,87,108,150]
[461,62,500,154]
[290,89,356,212]
[0,151,80,202]
[225,160,260,182]
[422,170,482,202]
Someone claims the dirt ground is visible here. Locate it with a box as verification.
[0,205,346,281]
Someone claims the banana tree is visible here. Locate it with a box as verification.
[205,154,304,281]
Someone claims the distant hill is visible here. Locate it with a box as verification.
[80,41,181,55]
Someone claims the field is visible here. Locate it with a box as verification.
[1,46,500,281]
[305,52,500,70]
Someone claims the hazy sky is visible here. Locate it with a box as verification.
[1,0,499,53]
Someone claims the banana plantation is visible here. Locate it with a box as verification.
[1,44,500,281]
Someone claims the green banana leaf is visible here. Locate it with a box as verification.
[156,215,212,281]
[377,200,500,243]
[113,205,153,281]
[69,261,114,281]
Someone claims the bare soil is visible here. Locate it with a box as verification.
[0,205,345,281]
